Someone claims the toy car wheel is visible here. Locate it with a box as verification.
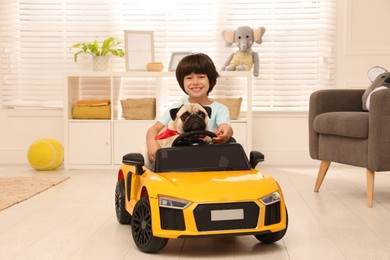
[254,208,288,244]
[115,179,132,224]
[131,197,168,253]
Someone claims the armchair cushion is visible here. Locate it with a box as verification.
[313,112,368,139]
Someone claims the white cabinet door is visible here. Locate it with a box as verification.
[68,122,111,165]
[113,121,152,165]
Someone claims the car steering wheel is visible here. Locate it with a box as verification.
[172,130,217,147]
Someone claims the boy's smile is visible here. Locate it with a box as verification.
[189,86,203,93]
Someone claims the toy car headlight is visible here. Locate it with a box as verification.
[259,192,281,206]
[159,196,191,209]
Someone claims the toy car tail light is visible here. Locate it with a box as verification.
[259,192,280,206]
[159,196,191,209]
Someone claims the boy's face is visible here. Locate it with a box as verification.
[183,73,210,98]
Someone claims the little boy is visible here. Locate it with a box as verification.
[146,53,233,163]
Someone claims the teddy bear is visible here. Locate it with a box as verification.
[362,66,390,111]
[221,26,266,77]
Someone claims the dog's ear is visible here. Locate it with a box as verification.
[169,105,183,120]
[203,106,212,118]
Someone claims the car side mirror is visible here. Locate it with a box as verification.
[122,153,145,175]
[249,151,265,168]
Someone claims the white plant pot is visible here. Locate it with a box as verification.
[93,56,109,71]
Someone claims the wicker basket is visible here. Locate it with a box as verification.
[214,97,242,120]
[121,98,156,120]
[146,62,164,72]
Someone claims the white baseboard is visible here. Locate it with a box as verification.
[260,150,318,165]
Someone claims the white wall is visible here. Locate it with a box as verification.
[336,0,390,90]
[251,113,311,165]
[1,0,389,165]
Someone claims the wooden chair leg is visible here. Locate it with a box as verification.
[366,169,375,208]
[314,160,331,192]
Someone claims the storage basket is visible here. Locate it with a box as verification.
[121,98,156,120]
[214,97,242,120]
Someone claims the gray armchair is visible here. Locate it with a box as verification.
[309,89,390,207]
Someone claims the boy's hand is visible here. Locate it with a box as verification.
[213,124,233,144]
[148,141,160,163]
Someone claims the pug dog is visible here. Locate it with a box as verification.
[155,103,212,148]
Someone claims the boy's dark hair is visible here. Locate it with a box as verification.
[175,53,220,95]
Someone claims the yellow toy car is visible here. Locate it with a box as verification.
[115,131,288,253]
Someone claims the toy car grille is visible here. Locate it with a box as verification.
[159,207,185,231]
[193,202,259,232]
[264,201,281,226]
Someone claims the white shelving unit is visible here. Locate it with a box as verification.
[64,71,252,169]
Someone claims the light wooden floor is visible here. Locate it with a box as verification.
[1,164,390,260]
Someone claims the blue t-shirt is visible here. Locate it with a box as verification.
[158,98,231,132]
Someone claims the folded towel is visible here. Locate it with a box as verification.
[76,99,111,107]
[72,104,111,119]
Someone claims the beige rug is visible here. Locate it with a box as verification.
[0,175,70,211]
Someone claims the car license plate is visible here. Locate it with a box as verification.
[211,209,244,221]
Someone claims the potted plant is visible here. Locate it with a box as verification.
[71,37,125,71]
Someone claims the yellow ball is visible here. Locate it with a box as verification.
[27,138,64,171]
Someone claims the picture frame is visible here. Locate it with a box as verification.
[124,30,154,71]
[168,52,192,71]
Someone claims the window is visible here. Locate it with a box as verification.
[0,0,335,111]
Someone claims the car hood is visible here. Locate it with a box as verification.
[145,170,279,202]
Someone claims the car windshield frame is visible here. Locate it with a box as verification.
[154,143,251,173]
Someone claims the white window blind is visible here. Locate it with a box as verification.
[0,0,335,111]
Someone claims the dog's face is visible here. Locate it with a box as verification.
[169,103,212,133]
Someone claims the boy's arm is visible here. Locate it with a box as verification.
[146,121,165,162]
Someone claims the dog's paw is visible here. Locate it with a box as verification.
[204,136,213,144]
